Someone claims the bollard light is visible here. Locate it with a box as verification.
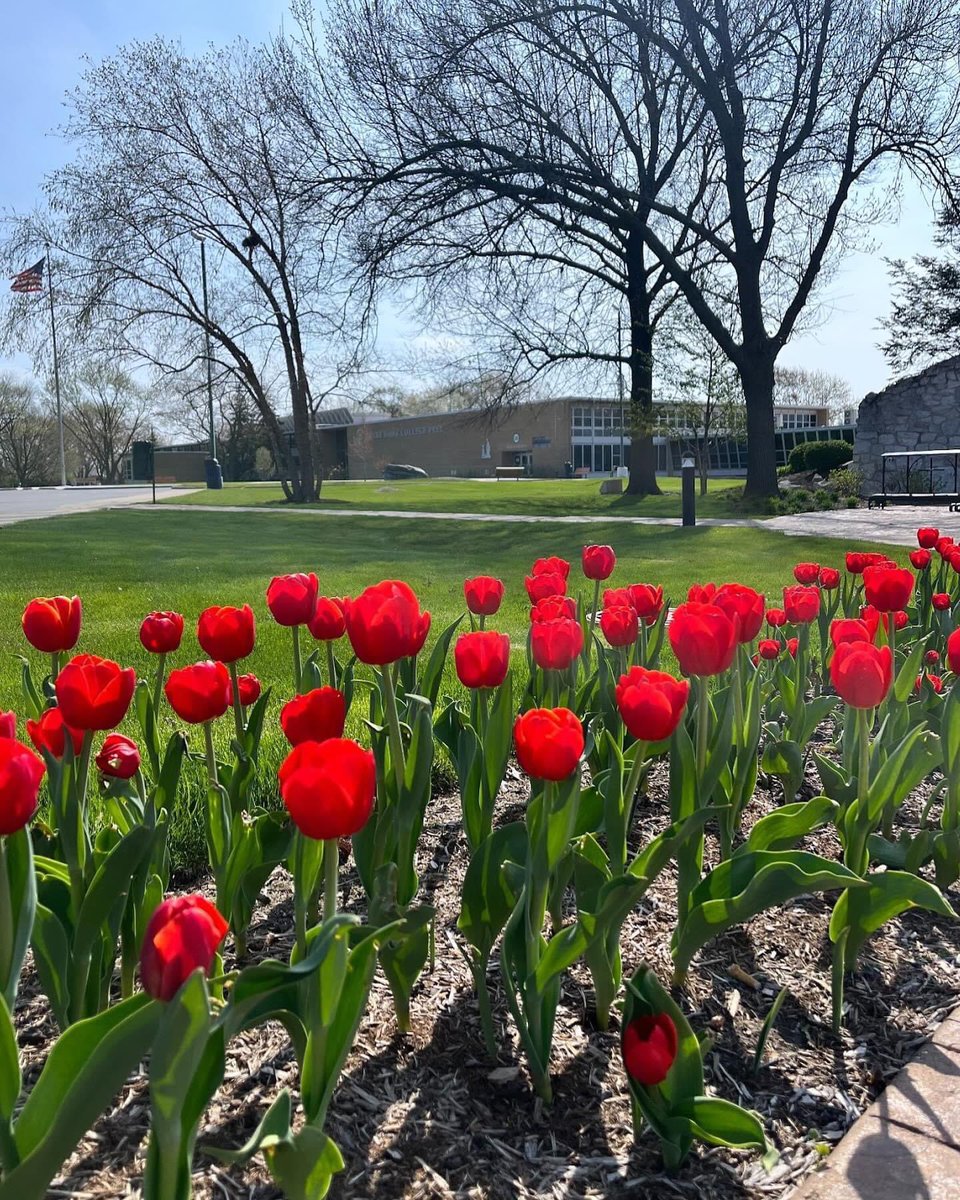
[681,457,696,527]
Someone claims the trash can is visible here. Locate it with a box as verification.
[205,458,224,490]
[564,461,574,478]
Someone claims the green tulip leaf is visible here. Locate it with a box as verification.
[737,796,839,855]
[264,1126,345,1200]
[0,994,20,1127]
[421,615,463,708]
[458,822,527,960]
[676,1096,772,1155]
[203,1089,295,1165]
[830,870,956,966]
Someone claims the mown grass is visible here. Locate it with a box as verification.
[165,476,760,519]
[0,507,903,871]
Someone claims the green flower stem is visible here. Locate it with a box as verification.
[202,721,218,788]
[326,640,337,690]
[152,652,167,716]
[639,620,648,668]
[293,832,308,959]
[0,1114,19,1173]
[617,742,648,874]
[0,838,12,997]
[50,651,61,682]
[549,669,561,709]
[589,578,601,663]
[379,664,406,795]
[73,730,94,884]
[227,662,245,742]
[695,676,710,787]
[323,837,339,922]
[473,952,497,1059]
[847,706,873,873]
[479,613,486,631]
[730,646,745,743]
[292,625,303,695]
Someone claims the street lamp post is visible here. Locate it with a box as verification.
[195,235,223,490]
[617,311,626,474]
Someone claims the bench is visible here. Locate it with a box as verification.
[869,450,960,511]
[495,466,525,480]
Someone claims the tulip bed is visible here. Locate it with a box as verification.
[3,514,960,1199]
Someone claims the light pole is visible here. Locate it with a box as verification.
[616,311,626,474]
[193,234,223,490]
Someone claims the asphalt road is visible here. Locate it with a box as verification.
[0,486,187,526]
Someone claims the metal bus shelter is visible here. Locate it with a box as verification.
[868,449,960,511]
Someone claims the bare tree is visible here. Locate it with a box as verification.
[0,376,58,487]
[774,367,853,425]
[59,362,153,483]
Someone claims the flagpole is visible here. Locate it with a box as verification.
[44,247,67,488]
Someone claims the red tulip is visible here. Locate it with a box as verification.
[845,552,868,574]
[863,565,913,613]
[782,585,820,624]
[667,603,737,677]
[603,587,634,610]
[524,572,567,603]
[531,596,577,623]
[266,573,319,627]
[531,556,570,580]
[793,562,820,585]
[21,595,82,654]
[197,604,256,664]
[140,895,228,1002]
[622,1014,678,1087]
[278,738,376,840]
[819,567,841,590]
[950,550,960,575]
[600,605,639,648]
[615,667,689,742]
[687,582,717,603]
[234,673,262,707]
[830,618,873,647]
[786,637,799,658]
[307,596,346,641]
[0,739,45,836]
[947,628,960,674]
[96,733,141,780]
[139,611,185,655]
[627,584,665,625]
[918,527,940,549]
[531,617,584,671]
[280,687,346,746]
[164,661,232,725]
[713,583,764,643]
[513,707,584,781]
[454,631,511,689]
[830,641,893,708]
[925,649,941,665]
[0,713,15,740]
[581,544,616,581]
[463,576,505,617]
[765,608,787,628]
[933,593,953,611]
[26,707,83,759]
[910,549,932,571]
[916,673,944,694]
[937,537,956,558]
[343,580,431,665]
[758,639,781,660]
[55,654,136,731]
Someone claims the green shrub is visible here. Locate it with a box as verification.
[803,439,853,475]
[787,443,810,473]
[830,465,864,499]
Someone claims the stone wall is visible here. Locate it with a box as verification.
[853,356,960,495]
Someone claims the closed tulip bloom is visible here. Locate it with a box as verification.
[140,895,228,1002]
[0,713,14,740]
[937,536,956,558]
[667,602,737,676]
[766,607,787,627]
[531,556,571,580]
[830,618,873,647]
[819,567,841,589]
[454,631,511,689]
[615,667,689,742]
[524,572,567,604]
[845,552,872,574]
[863,565,914,612]
[600,605,639,648]
[463,576,505,617]
[96,733,141,780]
[782,585,820,624]
[934,593,953,611]
[513,707,584,781]
[758,639,782,660]
[830,641,893,708]
[910,549,932,571]
[918,527,940,549]
[280,687,346,746]
[622,1014,678,1087]
[793,562,820,584]
[343,580,431,665]
[947,628,960,674]
[925,649,941,665]
[266,573,319,627]
[56,654,136,731]
[687,582,717,603]
[582,544,616,581]
[197,604,256,664]
[786,637,800,658]
[603,586,634,610]
[628,584,665,625]
[713,583,765,643]
[26,706,83,759]
[278,737,376,840]
[139,611,185,655]
[21,595,82,654]
[0,739,45,836]
[164,661,232,725]
[235,673,262,706]
[308,596,346,641]
[531,617,584,671]
[531,596,577,623]
[950,550,960,575]
[916,673,944,694]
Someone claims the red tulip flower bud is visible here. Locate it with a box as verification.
[863,565,914,613]
[55,654,136,731]
[0,739,45,836]
[21,595,82,654]
[765,608,787,628]
[687,582,717,603]
[308,596,346,641]
[463,576,505,617]
[714,583,765,643]
[947,628,960,675]
[830,618,873,647]
[139,611,185,655]
[950,551,960,575]
[925,649,941,666]
[818,567,841,590]
[278,737,376,840]
[235,673,262,707]
[531,556,570,580]
[266,573,319,627]
[26,706,83,759]
[531,596,577,623]
[581,544,616,581]
[793,562,820,585]
[530,617,584,671]
[830,641,893,708]
[933,593,953,611]
[782,585,820,624]
[937,536,956,558]
[0,712,15,740]
[910,549,932,571]
[615,667,689,742]
[600,605,639,648]
[140,894,228,1002]
[622,1013,678,1087]
[758,639,781,660]
[96,733,141,780]
[603,586,633,610]
[454,631,511,689]
[343,580,431,665]
[197,604,256,664]
[916,673,944,694]
[524,572,567,604]
[786,637,799,658]
[627,584,665,625]
[164,661,232,724]
[667,602,737,676]
[845,552,867,574]
[918,527,940,549]
[280,687,347,746]
[513,707,584,781]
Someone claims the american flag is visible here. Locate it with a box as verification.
[10,259,45,294]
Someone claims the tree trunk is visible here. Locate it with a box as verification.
[739,352,780,499]
[624,232,662,497]
[288,377,318,503]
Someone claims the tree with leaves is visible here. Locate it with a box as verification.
[882,205,960,375]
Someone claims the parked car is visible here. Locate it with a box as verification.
[382,463,429,480]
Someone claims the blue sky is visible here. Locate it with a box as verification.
[0,1,942,401]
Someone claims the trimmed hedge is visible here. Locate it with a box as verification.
[787,439,853,475]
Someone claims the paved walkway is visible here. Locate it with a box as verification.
[0,486,189,526]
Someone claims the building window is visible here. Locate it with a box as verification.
[778,411,818,430]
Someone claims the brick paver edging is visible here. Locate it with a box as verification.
[788,1009,960,1198]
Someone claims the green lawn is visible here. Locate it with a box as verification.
[165,476,760,519]
[0,507,901,870]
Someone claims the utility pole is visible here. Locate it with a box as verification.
[616,311,626,473]
[195,235,223,489]
[45,247,67,487]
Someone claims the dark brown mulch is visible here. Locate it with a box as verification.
[17,755,960,1200]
